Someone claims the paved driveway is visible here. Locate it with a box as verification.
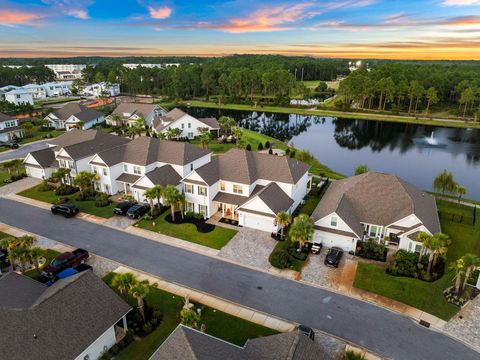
[0,140,49,163]
[0,198,478,360]
[0,177,41,197]
[301,251,346,289]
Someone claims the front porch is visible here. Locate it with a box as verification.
[212,201,239,226]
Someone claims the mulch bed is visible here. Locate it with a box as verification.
[219,218,239,226]
[165,213,216,233]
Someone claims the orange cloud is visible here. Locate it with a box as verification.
[148,6,172,19]
[447,15,480,25]
[0,9,42,25]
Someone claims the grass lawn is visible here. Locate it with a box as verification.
[18,184,117,219]
[272,240,306,272]
[34,97,78,107]
[103,272,278,360]
[301,80,321,89]
[24,249,60,280]
[0,231,12,240]
[353,200,480,320]
[19,127,65,144]
[136,209,237,250]
[0,169,11,185]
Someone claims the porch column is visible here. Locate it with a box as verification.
[222,203,225,217]
[123,182,127,194]
[122,315,128,331]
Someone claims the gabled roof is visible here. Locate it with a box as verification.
[95,136,211,166]
[152,108,219,132]
[143,165,182,186]
[0,112,15,122]
[49,129,130,160]
[0,271,131,360]
[311,172,441,236]
[111,102,157,119]
[253,182,294,214]
[193,148,310,185]
[150,325,329,360]
[25,148,56,168]
[50,103,103,122]
[197,117,219,129]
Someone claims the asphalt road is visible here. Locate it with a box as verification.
[0,141,49,162]
[0,198,477,360]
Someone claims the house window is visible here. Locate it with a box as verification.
[181,124,184,129]
[185,184,194,194]
[190,164,194,171]
[103,168,108,176]
[188,123,191,128]
[330,216,337,227]
[92,166,97,174]
[233,184,243,194]
[16,95,20,99]
[186,201,194,212]
[369,225,378,237]
[59,159,66,168]
[198,186,207,196]
[123,164,128,172]
[188,132,194,139]
[133,166,141,175]
[220,181,225,191]
[414,244,422,253]
[198,204,207,216]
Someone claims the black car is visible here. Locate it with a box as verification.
[0,141,19,149]
[298,325,315,340]
[324,247,344,267]
[114,201,137,215]
[51,203,79,218]
[126,204,150,219]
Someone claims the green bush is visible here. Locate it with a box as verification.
[265,140,270,148]
[287,245,308,260]
[55,185,79,196]
[269,249,291,269]
[245,144,252,151]
[257,142,263,151]
[185,211,204,220]
[356,239,388,261]
[345,350,365,360]
[268,148,273,154]
[387,250,418,277]
[38,181,53,192]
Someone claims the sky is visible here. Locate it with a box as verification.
[1,0,480,59]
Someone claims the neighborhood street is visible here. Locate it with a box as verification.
[0,141,49,162]
[0,198,477,360]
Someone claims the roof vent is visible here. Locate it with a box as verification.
[33,334,38,340]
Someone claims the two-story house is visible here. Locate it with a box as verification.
[152,108,219,139]
[311,172,441,253]
[45,103,105,130]
[88,136,211,198]
[107,102,164,127]
[182,148,311,232]
[0,113,23,142]
[5,89,34,105]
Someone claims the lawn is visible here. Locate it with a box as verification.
[103,272,278,360]
[301,80,321,89]
[136,209,237,250]
[25,249,60,280]
[18,184,117,219]
[353,200,480,320]
[296,181,330,216]
[271,240,306,272]
[19,127,65,144]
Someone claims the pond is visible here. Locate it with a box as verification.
[187,107,480,200]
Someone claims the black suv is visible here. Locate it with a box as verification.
[114,201,137,215]
[298,325,315,340]
[324,247,344,268]
[51,203,79,218]
[0,141,19,149]
[126,204,150,219]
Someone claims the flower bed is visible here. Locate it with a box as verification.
[165,212,216,233]
[443,286,478,307]
[355,239,388,262]
[386,250,445,282]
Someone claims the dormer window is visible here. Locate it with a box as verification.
[330,216,337,227]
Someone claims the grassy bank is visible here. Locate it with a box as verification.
[181,100,480,129]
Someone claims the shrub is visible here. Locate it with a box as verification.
[265,140,270,148]
[356,239,388,262]
[38,181,53,192]
[185,211,204,220]
[285,148,290,155]
[245,144,252,151]
[387,250,418,277]
[257,142,263,151]
[290,150,296,158]
[268,148,273,154]
[269,249,291,269]
[345,350,366,360]
[95,193,112,207]
[287,245,308,260]
[55,185,79,196]
[54,197,68,204]
[443,286,470,307]
[10,174,27,182]
[143,322,153,335]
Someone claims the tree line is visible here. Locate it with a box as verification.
[337,62,480,118]
[0,66,55,87]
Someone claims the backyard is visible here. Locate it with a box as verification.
[18,183,117,218]
[354,199,480,320]
[136,209,237,250]
[103,272,278,360]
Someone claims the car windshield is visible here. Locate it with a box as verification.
[51,259,65,267]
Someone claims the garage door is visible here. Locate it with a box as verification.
[241,212,274,232]
[26,166,45,179]
[313,230,356,252]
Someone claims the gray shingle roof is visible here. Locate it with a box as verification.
[26,148,56,168]
[150,325,329,360]
[311,172,441,236]
[213,185,265,206]
[194,148,310,185]
[144,165,182,186]
[197,117,219,129]
[116,172,141,183]
[111,102,157,119]
[0,112,15,122]
[255,182,294,214]
[0,271,131,360]
[50,103,103,122]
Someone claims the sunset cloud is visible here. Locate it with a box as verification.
[0,9,43,25]
[442,0,480,6]
[148,6,172,19]
[42,0,92,19]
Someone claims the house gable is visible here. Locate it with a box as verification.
[314,211,361,238]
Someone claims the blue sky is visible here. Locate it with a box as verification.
[1,0,480,59]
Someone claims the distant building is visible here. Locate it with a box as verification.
[123,63,180,69]
[45,64,87,72]
[5,89,34,105]
[82,82,120,97]
[107,102,164,127]
[0,112,23,142]
[45,103,105,130]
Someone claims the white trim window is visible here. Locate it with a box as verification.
[92,166,97,175]
[185,183,194,194]
[133,166,141,175]
[102,168,108,176]
[198,204,207,216]
[186,201,194,212]
[330,216,337,227]
[233,184,243,194]
[123,164,128,172]
[220,181,225,191]
[198,186,207,196]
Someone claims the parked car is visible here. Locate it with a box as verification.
[51,203,79,218]
[0,248,10,269]
[42,248,89,278]
[311,242,322,254]
[45,263,92,286]
[324,247,344,267]
[114,201,137,215]
[0,141,19,149]
[298,325,315,340]
[126,204,150,219]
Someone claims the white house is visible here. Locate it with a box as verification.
[0,271,131,360]
[23,147,57,179]
[152,108,219,139]
[22,84,47,100]
[107,102,164,127]
[45,103,105,130]
[5,89,34,105]
[82,82,120,97]
[311,172,441,253]
[0,113,22,142]
[42,81,72,97]
[182,148,311,232]
[88,136,211,197]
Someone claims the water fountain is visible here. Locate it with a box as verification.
[413,131,447,148]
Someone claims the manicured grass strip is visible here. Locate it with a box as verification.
[136,210,236,250]
[353,262,458,321]
[103,272,278,360]
[18,184,116,219]
[0,231,12,240]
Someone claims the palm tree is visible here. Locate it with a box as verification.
[416,232,430,265]
[0,236,19,271]
[111,114,122,127]
[288,214,314,250]
[198,130,212,149]
[275,211,292,240]
[152,185,164,208]
[218,116,236,136]
[73,171,98,199]
[231,126,242,144]
[455,184,467,204]
[51,167,71,184]
[461,254,480,291]
[450,259,466,295]
[433,170,455,195]
[143,188,157,217]
[177,192,186,220]
[28,247,44,276]
[111,272,137,299]
[163,185,181,222]
[131,280,150,323]
[421,232,450,274]
[432,233,450,269]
